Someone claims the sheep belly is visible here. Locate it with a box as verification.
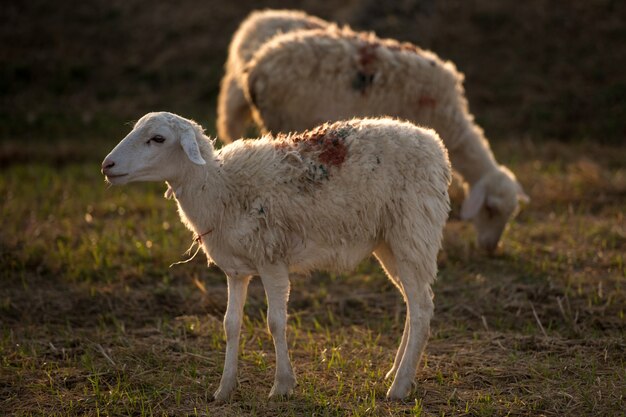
[206,232,377,277]
[287,237,378,275]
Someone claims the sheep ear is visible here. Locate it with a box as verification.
[180,125,206,165]
[461,182,486,220]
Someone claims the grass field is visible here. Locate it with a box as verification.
[1,133,625,416]
[2,1,625,415]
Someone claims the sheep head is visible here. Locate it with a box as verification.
[101,112,207,185]
[461,166,529,253]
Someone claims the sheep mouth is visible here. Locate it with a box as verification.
[105,173,129,182]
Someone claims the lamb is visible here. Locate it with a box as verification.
[217,9,329,143]
[101,111,451,401]
[242,27,529,253]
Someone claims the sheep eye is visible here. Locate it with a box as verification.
[148,135,165,144]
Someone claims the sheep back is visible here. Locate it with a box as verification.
[212,118,451,274]
[244,27,472,151]
[226,10,329,80]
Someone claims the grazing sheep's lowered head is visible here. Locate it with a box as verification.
[461,166,529,253]
[101,112,207,186]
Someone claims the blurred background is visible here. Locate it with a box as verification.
[2,0,625,148]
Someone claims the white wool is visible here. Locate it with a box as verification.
[217,9,329,143]
[102,112,451,400]
[242,26,529,252]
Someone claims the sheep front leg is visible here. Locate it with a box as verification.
[259,263,297,398]
[213,274,251,402]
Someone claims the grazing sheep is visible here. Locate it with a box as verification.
[217,9,329,143]
[243,27,529,252]
[102,111,451,401]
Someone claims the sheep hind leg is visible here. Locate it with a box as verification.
[374,244,409,381]
[214,275,252,402]
[386,259,434,400]
[259,263,297,398]
[216,71,253,143]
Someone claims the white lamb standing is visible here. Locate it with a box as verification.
[217,9,329,143]
[241,27,529,253]
[101,111,451,401]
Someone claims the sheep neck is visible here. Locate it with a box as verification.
[167,147,229,239]
[430,112,499,185]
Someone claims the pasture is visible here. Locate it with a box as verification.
[1,1,625,415]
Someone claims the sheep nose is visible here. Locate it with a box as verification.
[101,159,115,174]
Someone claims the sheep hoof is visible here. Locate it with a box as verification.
[268,387,294,400]
[268,376,296,399]
[386,380,412,400]
[213,385,235,403]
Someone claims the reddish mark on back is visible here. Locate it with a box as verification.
[418,96,437,108]
[354,41,379,94]
[358,43,379,69]
[276,122,350,168]
[318,137,347,166]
